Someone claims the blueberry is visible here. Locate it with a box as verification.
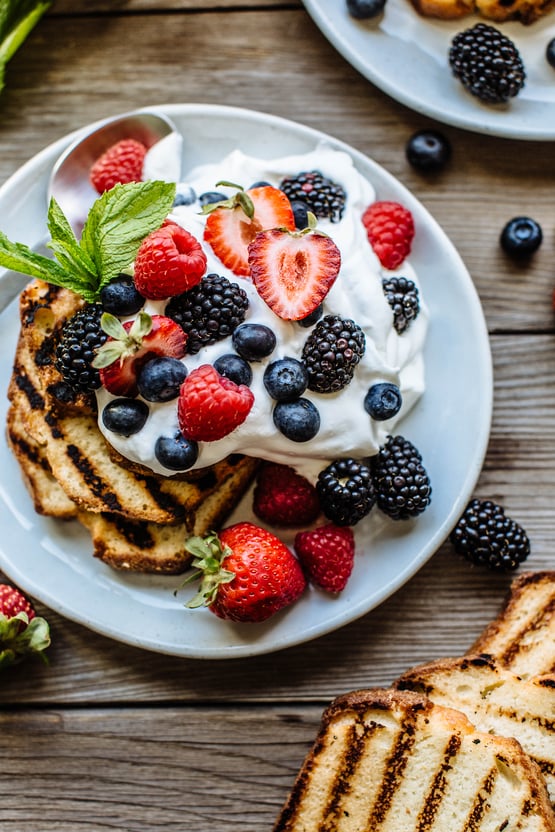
[297,303,324,328]
[137,357,188,402]
[249,180,272,188]
[213,353,253,386]
[500,217,543,257]
[406,129,451,173]
[547,38,555,69]
[273,398,320,442]
[102,398,149,436]
[264,358,308,402]
[290,199,309,230]
[173,184,197,206]
[100,275,145,316]
[232,323,276,361]
[199,191,227,207]
[155,432,199,471]
[364,382,403,421]
[346,0,386,19]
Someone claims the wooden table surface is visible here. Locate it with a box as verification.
[0,2,554,830]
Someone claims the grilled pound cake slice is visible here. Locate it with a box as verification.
[409,0,555,24]
[395,654,555,804]
[470,572,555,678]
[273,688,555,832]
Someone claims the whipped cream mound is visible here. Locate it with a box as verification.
[95,140,428,483]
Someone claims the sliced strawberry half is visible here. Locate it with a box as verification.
[203,185,295,277]
[248,224,341,320]
[93,312,187,396]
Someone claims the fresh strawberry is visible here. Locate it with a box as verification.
[0,584,51,669]
[203,184,295,277]
[362,200,415,270]
[90,138,147,194]
[133,222,207,299]
[177,364,254,442]
[184,522,306,622]
[294,524,355,593]
[253,462,320,527]
[93,312,187,396]
[248,223,341,320]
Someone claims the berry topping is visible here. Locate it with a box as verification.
[362,200,415,270]
[297,303,324,328]
[448,23,525,105]
[290,200,310,230]
[55,304,107,393]
[273,398,321,443]
[364,382,403,421]
[263,358,309,402]
[133,223,207,300]
[346,0,387,17]
[184,523,306,623]
[547,38,555,69]
[155,432,199,471]
[0,583,50,669]
[279,171,346,223]
[232,322,276,361]
[203,184,295,276]
[317,458,375,526]
[371,435,431,519]
[248,222,341,321]
[382,276,420,334]
[406,130,451,173]
[253,462,320,527]
[136,356,188,402]
[199,191,227,207]
[93,312,187,397]
[301,315,366,393]
[165,272,249,354]
[173,184,197,206]
[89,138,147,194]
[101,398,149,436]
[100,274,145,317]
[450,499,530,570]
[294,524,355,593]
[177,364,254,442]
[213,354,253,387]
[500,217,543,258]
[0,584,35,623]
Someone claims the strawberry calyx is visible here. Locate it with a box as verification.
[182,532,236,609]
[200,181,255,220]
[0,612,51,669]
[92,311,153,370]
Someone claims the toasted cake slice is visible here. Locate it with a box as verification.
[274,688,555,832]
[409,0,555,23]
[395,654,555,803]
[470,572,555,678]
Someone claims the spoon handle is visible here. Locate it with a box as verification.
[0,239,50,315]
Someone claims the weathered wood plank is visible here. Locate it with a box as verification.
[49,0,301,12]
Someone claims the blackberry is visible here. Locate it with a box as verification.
[279,171,346,223]
[165,273,249,354]
[382,276,420,335]
[450,499,530,570]
[302,315,365,393]
[448,23,525,105]
[371,435,431,520]
[317,458,375,526]
[55,304,107,393]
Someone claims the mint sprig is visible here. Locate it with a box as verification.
[0,179,176,303]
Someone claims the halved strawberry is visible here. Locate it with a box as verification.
[248,223,341,320]
[93,312,187,396]
[203,184,295,277]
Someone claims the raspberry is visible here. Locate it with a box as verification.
[134,223,207,300]
[362,201,415,270]
[177,364,254,442]
[89,138,147,194]
[294,524,355,593]
[253,462,320,527]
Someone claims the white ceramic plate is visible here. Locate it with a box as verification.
[0,104,492,659]
[302,0,555,140]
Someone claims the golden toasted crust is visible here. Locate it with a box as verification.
[410,0,555,24]
[274,687,555,832]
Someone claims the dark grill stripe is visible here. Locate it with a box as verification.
[415,734,462,831]
[14,370,45,412]
[66,444,123,512]
[500,595,555,667]
[464,767,497,831]
[365,712,419,828]
[104,514,156,550]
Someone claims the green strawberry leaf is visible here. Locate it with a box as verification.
[0,612,51,669]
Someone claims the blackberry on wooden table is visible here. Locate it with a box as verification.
[450,499,530,570]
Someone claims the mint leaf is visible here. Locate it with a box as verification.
[0,2,52,93]
[80,180,176,290]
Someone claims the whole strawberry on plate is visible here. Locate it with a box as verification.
[184,522,306,623]
[0,584,51,669]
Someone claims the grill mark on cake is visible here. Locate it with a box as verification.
[321,720,378,828]
[34,333,57,366]
[22,284,63,325]
[136,474,187,521]
[415,734,462,831]
[66,444,123,512]
[14,370,45,411]
[366,712,419,827]
[274,733,328,831]
[45,410,63,439]
[499,595,555,668]
[8,430,48,471]
[103,514,155,549]
[463,766,497,831]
